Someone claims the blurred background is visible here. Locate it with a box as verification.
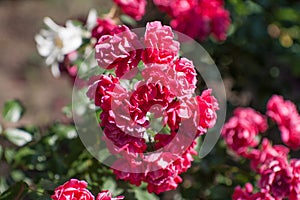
[0,0,112,126]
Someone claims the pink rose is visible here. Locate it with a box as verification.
[267,95,298,126]
[155,0,231,41]
[51,179,94,200]
[91,18,117,41]
[267,95,300,150]
[95,25,142,78]
[247,139,289,172]
[259,158,292,199]
[142,21,179,64]
[114,0,147,20]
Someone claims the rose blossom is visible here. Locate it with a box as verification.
[289,159,300,200]
[233,108,268,133]
[154,0,231,41]
[232,183,253,200]
[279,116,300,150]
[232,183,277,200]
[258,158,292,199]
[142,21,180,64]
[153,0,197,18]
[91,18,118,41]
[141,59,197,99]
[113,0,147,20]
[95,25,142,78]
[267,95,298,126]
[51,179,94,200]
[267,95,300,150]
[221,107,267,156]
[247,138,290,172]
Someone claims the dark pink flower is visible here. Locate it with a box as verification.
[141,59,196,99]
[51,179,94,200]
[267,95,298,126]
[86,75,120,110]
[95,25,142,78]
[258,158,292,199]
[153,0,197,18]
[145,165,182,194]
[232,183,277,200]
[234,108,268,133]
[232,183,253,200]
[91,18,117,41]
[173,58,197,87]
[289,159,300,200]
[267,95,300,150]
[142,21,179,64]
[279,117,300,150]
[222,108,267,156]
[96,190,124,200]
[103,122,147,154]
[162,89,219,135]
[113,0,147,20]
[196,89,219,131]
[247,139,289,172]
[155,0,231,41]
[144,142,196,194]
[222,116,259,155]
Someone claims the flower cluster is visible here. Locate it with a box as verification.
[51,179,124,200]
[87,21,219,194]
[153,0,231,41]
[222,95,300,199]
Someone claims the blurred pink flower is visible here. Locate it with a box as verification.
[154,0,231,41]
[222,107,266,156]
[92,18,118,41]
[113,0,147,20]
[258,158,292,199]
[267,95,300,150]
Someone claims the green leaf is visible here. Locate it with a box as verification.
[2,100,24,122]
[0,181,28,200]
[133,187,159,200]
[51,124,77,139]
[4,128,32,146]
[4,148,16,164]
[275,8,299,22]
[120,15,137,26]
[102,177,123,196]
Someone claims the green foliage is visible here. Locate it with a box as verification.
[0,182,29,200]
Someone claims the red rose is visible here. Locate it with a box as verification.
[51,179,94,200]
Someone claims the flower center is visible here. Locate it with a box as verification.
[54,36,64,49]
